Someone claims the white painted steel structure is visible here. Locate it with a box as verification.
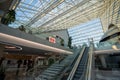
[9,0,119,33]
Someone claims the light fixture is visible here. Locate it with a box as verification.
[112,45,118,50]
[5,46,16,49]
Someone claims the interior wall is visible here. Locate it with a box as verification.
[35,29,69,47]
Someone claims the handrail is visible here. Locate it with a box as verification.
[79,48,89,80]
[56,47,82,80]
[85,44,94,80]
[67,46,86,80]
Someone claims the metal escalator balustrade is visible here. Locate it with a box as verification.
[85,43,95,80]
[56,47,84,80]
[73,47,89,80]
[69,47,85,72]
[67,46,86,80]
[67,44,95,80]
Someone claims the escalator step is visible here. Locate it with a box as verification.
[42,72,56,77]
[74,74,82,78]
[44,70,60,74]
[75,71,83,74]
[38,75,54,79]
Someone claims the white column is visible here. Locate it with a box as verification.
[45,59,48,65]
[99,55,107,68]
[41,60,43,65]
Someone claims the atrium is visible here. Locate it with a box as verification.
[0,0,120,80]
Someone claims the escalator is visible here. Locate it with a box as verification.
[35,47,82,80]
[67,47,89,80]
[73,47,89,80]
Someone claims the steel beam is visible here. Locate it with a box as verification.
[37,0,91,28]
[26,0,65,26]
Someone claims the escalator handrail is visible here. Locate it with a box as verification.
[85,44,94,80]
[53,47,82,80]
[79,48,89,80]
[67,46,86,80]
[70,48,82,68]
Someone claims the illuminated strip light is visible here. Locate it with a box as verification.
[5,45,22,51]
[5,45,22,50]
[5,46,16,49]
[1,42,23,50]
[0,33,72,54]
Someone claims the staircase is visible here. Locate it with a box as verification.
[35,47,81,80]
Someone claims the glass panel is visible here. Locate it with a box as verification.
[68,18,104,46]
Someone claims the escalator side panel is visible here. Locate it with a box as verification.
[73,47,89,80]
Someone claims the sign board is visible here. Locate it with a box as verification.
[49,37,56,43]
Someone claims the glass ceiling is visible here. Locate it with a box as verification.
[9,0,108,33]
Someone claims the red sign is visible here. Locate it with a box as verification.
[49,37,56,43]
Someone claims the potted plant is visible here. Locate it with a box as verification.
[60,38,64,46]
[1,10,16,25]
[68,37,72,49]
[18,25,26,32]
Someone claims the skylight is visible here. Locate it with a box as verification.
[9,0,106,33]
